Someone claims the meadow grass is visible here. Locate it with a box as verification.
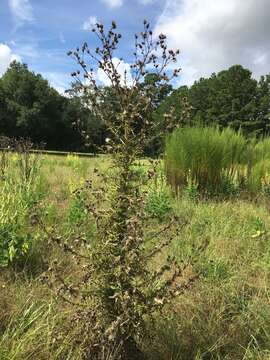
[0,153,270,359]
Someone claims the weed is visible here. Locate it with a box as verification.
[49,20,196,360]
[145,164,172,220]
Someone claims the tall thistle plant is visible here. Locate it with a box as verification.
[43,21,201,359]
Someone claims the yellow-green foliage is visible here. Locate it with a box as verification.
[244,138,270,193]
[248,159,270,194]
[0,182,29,266]
[145,162,172,220]
[66,154,81,169]
[0,152,43,267]
[165,127,246,193]
[65,154,88,177]
[254,138,270,163]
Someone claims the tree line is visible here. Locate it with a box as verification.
[0,61,269,154]
[0,61,104,152]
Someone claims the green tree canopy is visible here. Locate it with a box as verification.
[157,65,270,137]
[0,61,102,151]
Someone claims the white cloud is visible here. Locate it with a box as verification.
[155,0,270,85]
[101,0,123,8]
[96,57,132,86]
[8,0,34,26]
[43,72,70,94]
[82,16,98,31]
[0,44,21,76]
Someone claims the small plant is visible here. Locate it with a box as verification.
[200,258,230,281]
[145,187,172,220]
[145,162,172,220]
[219,173,240,197]
[250,216,266,238]
[67,187,88,226]
[43,202,58,225]
[185,172,199,201]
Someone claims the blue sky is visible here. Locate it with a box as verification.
[0,0,165,92]
[1,0,270,93]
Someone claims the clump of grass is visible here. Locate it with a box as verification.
[244,138,270,194]
[0,296,86,360]
[165,126,246,195]
[247,159,270,194]
[254,138,270,163]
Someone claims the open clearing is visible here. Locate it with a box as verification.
[0,153,270,359]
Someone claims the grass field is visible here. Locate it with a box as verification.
[0,153,270,359]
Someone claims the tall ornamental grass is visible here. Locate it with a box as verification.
[165,127,246,194]
[247,159,270,194]
[253,138,270,163]
[244,138,270,194]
